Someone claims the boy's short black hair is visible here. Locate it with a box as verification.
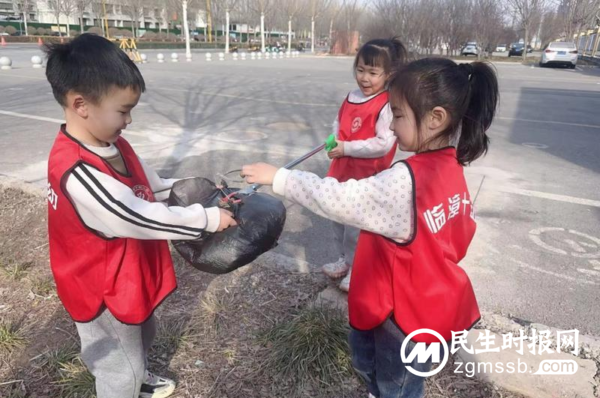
[44,33,145,107]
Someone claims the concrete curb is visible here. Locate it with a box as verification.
[0,175,45,197]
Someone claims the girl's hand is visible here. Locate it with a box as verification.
[241,163,278,185]
[327,140,345,159]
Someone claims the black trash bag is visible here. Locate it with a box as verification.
[168,177,286,274]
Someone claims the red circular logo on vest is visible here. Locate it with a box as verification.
[133,185,152,200]
[351,117,363,133]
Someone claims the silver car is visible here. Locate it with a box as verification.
[540,42,578,69]
[461,42,479,56]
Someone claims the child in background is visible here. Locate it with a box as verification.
[241,58,499,398]
[45,34,236,398]
[323,37,407,292]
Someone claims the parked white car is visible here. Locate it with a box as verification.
[540,42,578,69]
[495,44,507,52]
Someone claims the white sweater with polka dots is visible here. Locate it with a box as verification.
[272,162,414,242]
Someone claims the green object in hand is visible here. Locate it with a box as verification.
[325,134,338,152]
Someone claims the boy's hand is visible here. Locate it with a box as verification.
[327,140,344,159]
[241,163,278,185]
[217,209,237,232]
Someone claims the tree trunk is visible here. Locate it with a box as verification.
[288,18,292,53]
[56,13,62,37]
[225,8,230,53]
[522,26,529,63]
[183,0,191,58]
[260,12,265,52]
[311,16,315,53]
[23,6,29,36]
[206,0,212,43]
[329,17,333,52]
[574,23,582,50]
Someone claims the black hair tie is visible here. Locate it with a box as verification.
[458,63,474,80]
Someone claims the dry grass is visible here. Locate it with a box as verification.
[258,305,352,388]
[53,357,96,398]
[196,290,236,334]
[1,261,32,281]
[0,318,27,354]
[152,316,195,357]
[30,276,55,297]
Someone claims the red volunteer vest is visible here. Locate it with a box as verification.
[47,126,177,324]
[348,148,480,343]
[327,91,396,182]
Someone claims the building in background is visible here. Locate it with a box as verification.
[1,1,207,34]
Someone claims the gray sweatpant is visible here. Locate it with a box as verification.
[332,221,360,266]
[75,310,156,398]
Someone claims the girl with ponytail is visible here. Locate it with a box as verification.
[241,57,499,398]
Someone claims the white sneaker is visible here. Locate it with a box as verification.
[339,269,351,292]
[322,257,350,278]
[139,371,176,398]
[368,394,377,398]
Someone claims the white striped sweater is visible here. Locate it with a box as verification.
[64,144,220,240]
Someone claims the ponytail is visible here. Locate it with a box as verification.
[456,62,499,165]
[388,58,499,166]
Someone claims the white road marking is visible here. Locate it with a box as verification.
[529,228,600,258]
[529,227,568,255]
[496,116,600,130]
[499,186,600,208]
[564,239,587,253]
[511,259,596,285]
[0,110,148,137]
[577,268,600,277]
[0,110,63,124]
[0,73,46,80]
[522,142,549,149]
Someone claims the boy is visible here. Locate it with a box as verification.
[45,34,236,398]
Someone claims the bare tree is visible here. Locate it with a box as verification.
[471,0,504,58]
[47,0,64,36]
[308,0,332,52]
[12,0,32,35]
[62,0,78,36]
[121,0,146,38]
[558,0,600,43]
[442,0,471,56]
[74,0,93,33]
[341,0,364,53]
[506,0,548,61]
[413,0,444,54]
[218,0,239,52]
[538,10,564,46]
[248,0,272,52]
[327,0,345,51]
[283,0,307,53]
